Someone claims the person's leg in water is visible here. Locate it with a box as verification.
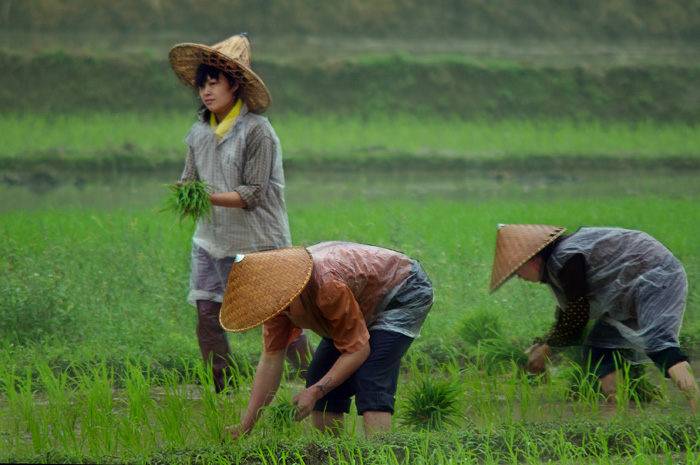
[196,299,235,393]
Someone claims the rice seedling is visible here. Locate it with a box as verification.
[192,362,241,443]
[457,309,503,346]
[626,364,664,404]
[477,338,530,373]
[399,369,463,431]
[560,362,604,413]
[262,396,299,433]
[159,180,213,224]
[456,310,530,378]
[150,369,196,447]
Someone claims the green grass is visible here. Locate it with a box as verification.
[3,167,700,462]
[2,195,699,369]
[2,112,700,166]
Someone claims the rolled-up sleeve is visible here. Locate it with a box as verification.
[263,314,303,355]
[234,123,275,210]
[180,146,198,182]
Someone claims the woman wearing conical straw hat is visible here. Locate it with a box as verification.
[219,241,433,438]
[168,33,313,393]
[490,224,700,412]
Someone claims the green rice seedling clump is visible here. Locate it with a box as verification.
[400,372,462,431]
[160,180,213,224]
[457,309,503,346]
[264,400,299,431]
[478,337,529,370]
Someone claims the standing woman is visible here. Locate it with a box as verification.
[490,224,700,411]
[168,33,313,393]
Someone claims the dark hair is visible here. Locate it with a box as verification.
[194,63,236,89]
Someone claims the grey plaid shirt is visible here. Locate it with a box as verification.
[180,103,291,258]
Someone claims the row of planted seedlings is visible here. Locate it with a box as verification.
[452,309,688,422]
[0,354,250,458]
[1,321,699,462]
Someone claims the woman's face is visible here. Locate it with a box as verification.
[515,256,542,283]
[198,71,239,121]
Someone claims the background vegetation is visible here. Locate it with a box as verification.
[4,0,700,40]
[2,50,699,122]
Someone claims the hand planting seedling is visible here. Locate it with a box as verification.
[159,180,214,224]
[264,399,299,431]
[479,337,529,370]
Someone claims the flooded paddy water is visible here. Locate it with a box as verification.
[2,160,700,212]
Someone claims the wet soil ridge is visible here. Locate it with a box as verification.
[2,50,699,122]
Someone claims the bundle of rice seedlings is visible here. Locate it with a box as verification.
[457,309,503,346]
[159,180,213,224]
[478,337,529,371]
[400,373,462,431]
[627,364,664,403]
[264,399,298,431]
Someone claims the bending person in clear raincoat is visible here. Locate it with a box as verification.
[218,241,433,438]
[490,224,700,411]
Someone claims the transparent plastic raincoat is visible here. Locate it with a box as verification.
[545,227,687,354]
[263,241,433,355]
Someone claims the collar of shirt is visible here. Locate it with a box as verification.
[209,98,243,143]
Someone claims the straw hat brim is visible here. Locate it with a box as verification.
[220,247,313,333]
[490,224,567,294]
[168,43,272,114]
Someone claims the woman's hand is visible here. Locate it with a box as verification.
[221,352,286,442]
[292,386,323,421]
[223,420,254,441]
[525,343,553,374]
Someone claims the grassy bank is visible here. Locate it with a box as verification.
[2,113,700,171]
[2,50,700,121]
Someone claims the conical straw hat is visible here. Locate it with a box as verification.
[489,224,567,294]
[220,247,313,332]
[169,33,272,114]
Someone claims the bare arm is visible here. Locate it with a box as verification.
[668,361,700,413]
[292,341,371,420]
[210,191,247,208]
[225,351,286,439]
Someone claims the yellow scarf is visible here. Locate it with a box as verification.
[210,98,242,143]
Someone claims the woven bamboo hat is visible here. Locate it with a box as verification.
[168,33,271,114]
[220,247,313,332]
[489,224,567,294]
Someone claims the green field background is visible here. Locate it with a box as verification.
[2,50,700,122]
[4,3,700,463]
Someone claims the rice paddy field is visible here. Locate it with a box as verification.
[3,111,700,463]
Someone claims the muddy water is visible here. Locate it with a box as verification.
[2,163,700,212]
